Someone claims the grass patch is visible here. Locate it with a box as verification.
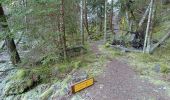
[100,44,123,59]
[126,7,170,96]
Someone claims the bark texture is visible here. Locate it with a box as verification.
[0,4,21,65]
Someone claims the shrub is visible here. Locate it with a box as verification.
[161,65,170,74]
[104,43,110,48]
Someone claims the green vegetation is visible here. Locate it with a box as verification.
[126,2,170,75]
[120,3,170,96]
[1,0,170,99]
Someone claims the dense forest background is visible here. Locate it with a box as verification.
[0,0,170,99]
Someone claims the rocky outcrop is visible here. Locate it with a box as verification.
[3,69,40,96]
[4,79,33,96]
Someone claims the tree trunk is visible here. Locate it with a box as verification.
[60,0,67,60]
[99,6,103,32]
[84,0,90,35]
[146,1,155,51]
[138,3,150,28]
[5,38,21,64]
[110,0,114,34]
[104,0,107,43]
[80,0,84,45]
[0,4,21,65]
[143,0,153,53]
[23,0,28,33]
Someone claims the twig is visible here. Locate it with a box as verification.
[150,32,170,53]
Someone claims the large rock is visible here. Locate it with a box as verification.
[22,84,50,100]
[3,69,40,96]
[4,79,33,96]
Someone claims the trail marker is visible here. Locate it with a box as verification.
[71,78,94,93]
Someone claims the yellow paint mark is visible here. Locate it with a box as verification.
[71,78,94,93]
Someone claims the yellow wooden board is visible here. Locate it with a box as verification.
[71,78,94,93]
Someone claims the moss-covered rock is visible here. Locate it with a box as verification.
[3,69,40,96]
[12,69,29,80]
[104,43,110,48]
[4,79,33,96]
[161,65,170,74]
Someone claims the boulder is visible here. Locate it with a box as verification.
[22,84,50,100]
[4,79,33,96]
[3,69,40,96]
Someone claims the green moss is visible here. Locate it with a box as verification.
[26,79,33,87]
[31,66,51,83]
[74,61,81,69]
[90,33,103,41]
[160,64,170,74]
[17,70,27,78]
[12,69,29,80]
[104,43,110,48]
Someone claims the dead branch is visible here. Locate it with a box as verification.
[138,2,151,28]
[110,45,143,53]
[150,32,170,53]
[1,41,5,49]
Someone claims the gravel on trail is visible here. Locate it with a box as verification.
[73,42,170,100]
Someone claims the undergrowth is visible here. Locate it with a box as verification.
[124,4,170,96]
[16,43,99,84]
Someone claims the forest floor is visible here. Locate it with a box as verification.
[71,41,170,100]
[0,40,170,100]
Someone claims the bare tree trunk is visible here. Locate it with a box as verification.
[84,0,90,35]
[22,0,28,33]
[125,11,129,28]
[0,4,21,65]
[147,1,155,51]
[110,0,114,35]
[143,0,153,53]
[99,6,103,32]
[104,0,107,43]
[60,0,67,60]
[138,3,150,28]
[5,38,21,64]
[80,0,84,45]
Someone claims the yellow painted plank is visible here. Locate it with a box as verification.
[71,78,94,93]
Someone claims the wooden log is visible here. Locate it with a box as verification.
[110,45,143,53]
[0,41,5,49]
[150,32,170,53]
[138,3,150,28]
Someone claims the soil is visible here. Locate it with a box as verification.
[0,41,170,100]
[73,41,170,100]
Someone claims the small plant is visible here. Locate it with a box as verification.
[161,65,170,74]
[90,33,103,41]
[41,53,59,66]
[12,69,29,80]
[104,43,110,48]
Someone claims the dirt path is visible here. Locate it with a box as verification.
[75,42,170,100]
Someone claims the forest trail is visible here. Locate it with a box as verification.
[75,41,170,100]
